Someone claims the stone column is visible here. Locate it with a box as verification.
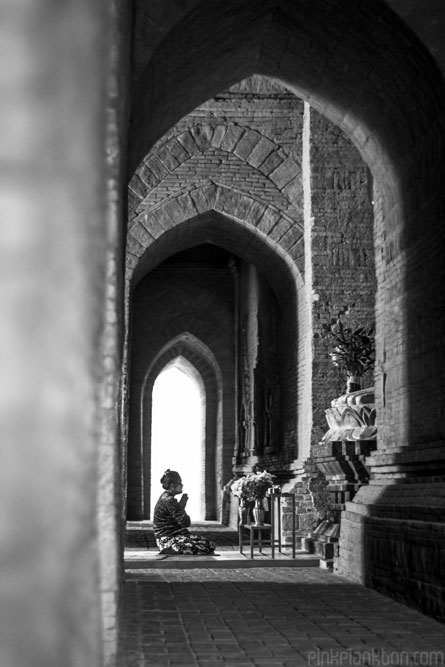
[337,178,445,620]
[0,2,109,667]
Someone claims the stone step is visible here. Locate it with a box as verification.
[125,549,320,569]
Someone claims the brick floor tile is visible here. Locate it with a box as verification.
[239,647,274,657]
[117,566,445,667]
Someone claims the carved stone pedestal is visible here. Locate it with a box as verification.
[309,388,377,568]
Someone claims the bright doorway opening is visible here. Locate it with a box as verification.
[150,357,206,520]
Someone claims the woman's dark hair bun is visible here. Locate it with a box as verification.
[160,469,181,489]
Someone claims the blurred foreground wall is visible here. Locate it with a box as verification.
[0,2,111,666]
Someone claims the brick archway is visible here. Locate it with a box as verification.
[128,123,303,223]
[129,0,444,191]
[128,0,445,475]
[127,183,305,281]
[139,333,222,520]
[127,207,311,487]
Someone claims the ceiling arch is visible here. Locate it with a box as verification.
[129,0,445,201]
[128,121,303,222]
[132,1,445,85]
[128,207,304,316]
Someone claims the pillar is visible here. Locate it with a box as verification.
[0,1,110,666]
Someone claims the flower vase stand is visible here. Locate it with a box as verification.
[238,492,297,559]
[238,521,274,559]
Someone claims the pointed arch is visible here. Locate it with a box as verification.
[127,0,445,469]
[127,208,311,494]
[129,0,444,192]
[150,356,206,520]
[127,185,305,282]
[128,123,303,222]
[139,333,223,520]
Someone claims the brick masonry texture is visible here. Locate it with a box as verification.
[338,483,445,622]
[310,109,375,445]
[136,149,295,217]
[117,568,445,667]
[129,78,304,220]
[127,76,374,474]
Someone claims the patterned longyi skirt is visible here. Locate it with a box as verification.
[156,531,215,555]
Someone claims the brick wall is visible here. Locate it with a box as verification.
[338,482,445,622]
[310,109,376,444]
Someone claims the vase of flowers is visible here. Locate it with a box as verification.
[315,305,375,393]
[252,499,266,525]
[237,499,249,525]
[231,470,275,525]
[231,477,251,524]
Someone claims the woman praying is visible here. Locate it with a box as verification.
[153,469,215,555]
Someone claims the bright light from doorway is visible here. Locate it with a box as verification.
[150,361,205,520]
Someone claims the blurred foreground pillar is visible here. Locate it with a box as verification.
[0,2,109,666]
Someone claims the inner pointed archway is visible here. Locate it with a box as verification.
[150,356,206,520]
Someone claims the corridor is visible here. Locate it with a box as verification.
[117,527,445,667]
[5,2,445,667]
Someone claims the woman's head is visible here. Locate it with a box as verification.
[160,469,182,490]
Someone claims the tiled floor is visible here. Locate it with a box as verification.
[117,524,445,666]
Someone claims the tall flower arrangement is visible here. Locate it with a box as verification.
[231,470,275,501]
[315,305,375,379]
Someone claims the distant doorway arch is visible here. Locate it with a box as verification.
[150,357,206,520]
[126,212,308,522]
[141,333,223,520]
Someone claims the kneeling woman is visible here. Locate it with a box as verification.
[153,469,215,555]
